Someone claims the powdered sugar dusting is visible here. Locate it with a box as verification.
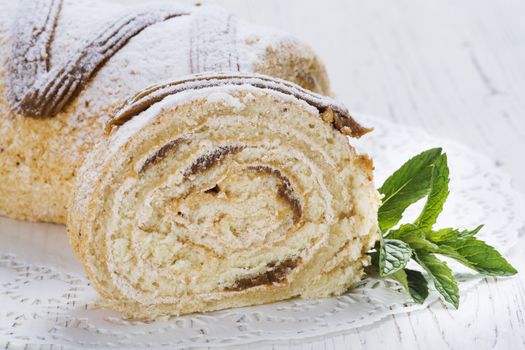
[8,0,62,106]
[206,92,245,110]
[108,80,338,157]
[4,0,285,121]
[190,5,239,73]
[107,73,369,137]
[8,0,193,117]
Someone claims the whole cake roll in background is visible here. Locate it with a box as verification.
[0,0,380,318]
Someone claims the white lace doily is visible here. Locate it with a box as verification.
[1,115,524,349]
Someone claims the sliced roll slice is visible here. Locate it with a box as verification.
[68,73,379,319]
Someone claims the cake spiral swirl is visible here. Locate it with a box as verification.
[68,74,379,318]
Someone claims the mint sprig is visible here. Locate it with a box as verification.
[372,148,517,307]
[378,148,443,232]
[379,238,412,276]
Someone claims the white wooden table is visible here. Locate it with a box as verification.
[215,0,525,348]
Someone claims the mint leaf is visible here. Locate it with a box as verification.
[414,153,449,230]
[405,269,430,303]
[387,224,439,251]
[426,227,460,243]
[457,225,483,239]
[391,268,429,304]
[437,238,517,276]
[373,148,518,308]
[379,239,412,276]
[390,269,409,290]
[414,251,459,308]
[378,148,443,232]
[426,225,483,243]
[424,225,516,275]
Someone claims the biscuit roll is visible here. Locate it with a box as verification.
[68,73,379,318]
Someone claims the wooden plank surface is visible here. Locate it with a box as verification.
[215,0,525,349]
